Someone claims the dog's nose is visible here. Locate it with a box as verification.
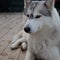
[24,27,31,33]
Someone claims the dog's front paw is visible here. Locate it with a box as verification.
[21,42,27,51]
[10,43,19,50]
[10,41,27,51]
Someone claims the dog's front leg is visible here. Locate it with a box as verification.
[11,30,24,44]
[10,37,27,50]
[25,51,35,60]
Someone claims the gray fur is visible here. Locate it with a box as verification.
[25,1,51,18]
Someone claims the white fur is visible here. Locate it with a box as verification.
[11,0,60,60]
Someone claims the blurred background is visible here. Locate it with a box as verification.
[0,0,59,14]
[0,0,24,12]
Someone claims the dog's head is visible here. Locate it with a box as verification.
[24,0,55,34]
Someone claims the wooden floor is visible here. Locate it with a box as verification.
[0,13,26,60]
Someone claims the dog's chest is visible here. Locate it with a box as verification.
[28,33,60,59]
[28,36,50,59]
[34,40,49,58]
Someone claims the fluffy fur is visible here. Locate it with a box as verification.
[11,0,60,60]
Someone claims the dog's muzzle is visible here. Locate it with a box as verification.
[24,27,31,33]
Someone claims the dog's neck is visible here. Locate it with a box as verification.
[30,27,56,37]
[51,7,60,29]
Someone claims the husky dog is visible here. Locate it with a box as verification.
[11,0,60,60]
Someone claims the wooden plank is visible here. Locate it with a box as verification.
[0,13,26,60]
[0,46,20,60]
[0,24,24,60]
[1,21,23,41]
[0,13,23,38]
[0,16,23,55]
[0,23,23,60]
[0,13,21,28]
[0,13,18,24]
[0,14,18,28]
[18,50,26,60]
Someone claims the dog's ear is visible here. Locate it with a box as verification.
[24,0,32,15]
[24,0,32,9]
[45,0,55,11]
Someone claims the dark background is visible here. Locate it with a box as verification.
[55,0,60,15]
[0,0,60,14]
[0,0,24,12]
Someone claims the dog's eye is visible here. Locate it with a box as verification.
[35,15,41,18]
[27,14,29,17]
